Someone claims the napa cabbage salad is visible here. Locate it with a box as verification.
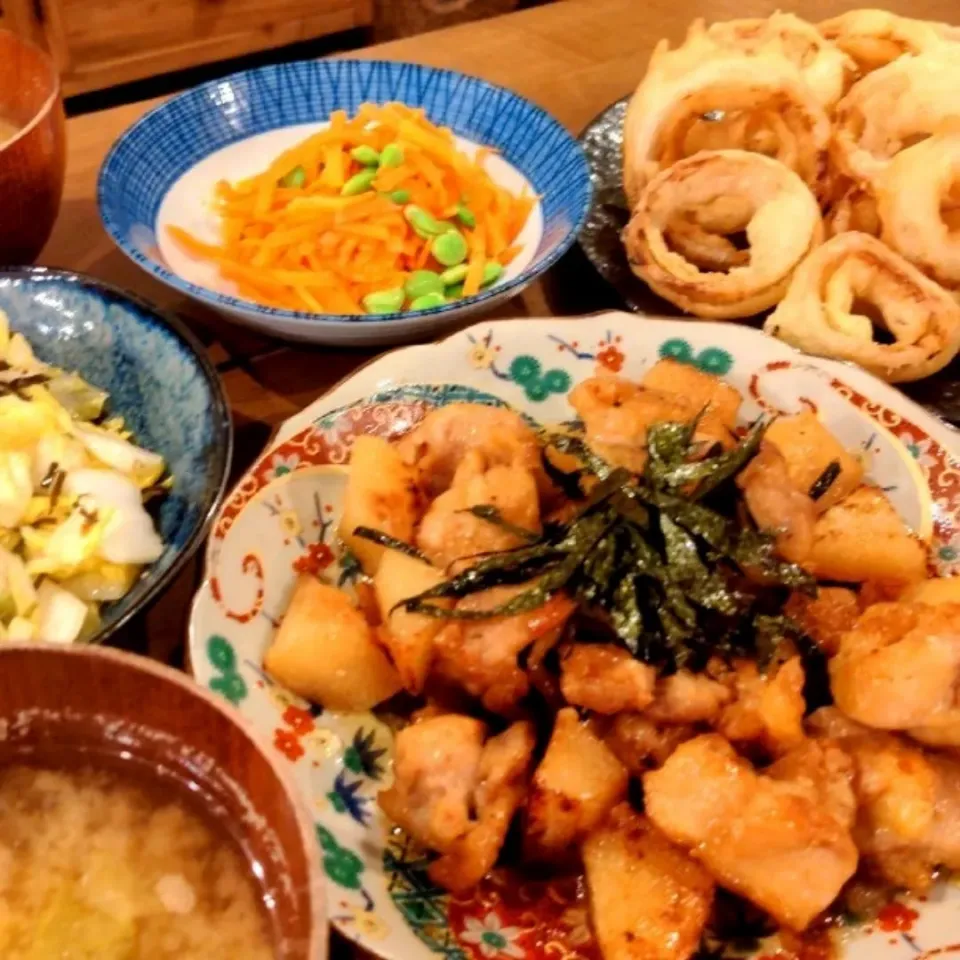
[0,310,168,644]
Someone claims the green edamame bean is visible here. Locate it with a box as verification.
[455,203,476,228]
[481,261,504,287]
[350,145,381,166]
[431,229,468,267]
[440,264,468,286]
[362,288,405,314]
[409,292,447,310]
[387,189,411,204]
[278,165,306,189]
[405,270,444,300]
[380,143,405,168]
[446,283,464,300]
[340,168,378,196]
[403,205,448,238]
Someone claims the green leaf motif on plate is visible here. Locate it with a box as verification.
[206,635,248,705]
[207,634,236,671]
[508,354,572,402]
[316,825,365,890]
[658,339,733,377]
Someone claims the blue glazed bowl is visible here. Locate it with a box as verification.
[0,267,232,644]
[98,59,592,346]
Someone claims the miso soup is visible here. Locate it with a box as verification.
[0,763,276,959]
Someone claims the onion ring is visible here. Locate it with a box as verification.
[764,232,960,382]
[876,129,960,287]
[818,10,945,76]
[624,150,823,320]
[832,50,960,187]
[663,195,754,272]
[702,13,854,108]
[623,46,831,207]
[825,183,881,238]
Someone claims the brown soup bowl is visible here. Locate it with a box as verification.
[0,30,66,264]
[0,643,327,959]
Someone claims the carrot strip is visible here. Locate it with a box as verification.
[169,102,532,315]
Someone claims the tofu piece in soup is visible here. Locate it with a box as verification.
[264,576,401,710]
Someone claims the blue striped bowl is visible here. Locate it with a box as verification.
[0,267,232,645]
[98,59,592,346]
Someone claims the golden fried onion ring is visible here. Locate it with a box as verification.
[818,9,946,75]
[702,13,854,108]
[825,183,881,238]
[664,196,754,272]
[624,150,823,320]
[764,232,960,382]
[877,130,960,288]
[832,50,960,186]
[623,46,830,207]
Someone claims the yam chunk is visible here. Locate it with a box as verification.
[339,436,420,575]
[524,708,628,861]
[806,486,927,585]
[764,410,863,512]
[901,577,960,606]
[374,550,449,693]
[264,576,401,711]
[641,357,741,438]
[583,804,714,960]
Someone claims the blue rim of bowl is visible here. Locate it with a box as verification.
[0,265,234,645]
[97,58,594,328]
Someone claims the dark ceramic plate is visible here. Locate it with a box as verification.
[576,96,960,423]
[0,267,233,643]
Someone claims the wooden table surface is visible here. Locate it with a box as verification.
[39,0,960,656]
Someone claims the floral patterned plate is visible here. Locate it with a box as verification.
[190,312,960,960]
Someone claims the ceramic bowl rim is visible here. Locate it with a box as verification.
[97,57,593,330]
[0,28,62,152]
[0,264,234,644]
[0,640,328,959]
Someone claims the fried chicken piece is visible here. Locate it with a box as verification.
[568,375,734,473]
[713,657,807,757]
[809,707,960,892]
[644,734,858,930]
[644,668,732,724]
[736,443,816,564]
[583,804,715,960]
[378,715,486,852]
[784,586,861,656]
[429,721,536,893]
[433,590,574,715]
[829,602,960,732]
[560,644,657,714]
[396,403,544,497]
[416,453,541,569]
[603,714,699,775]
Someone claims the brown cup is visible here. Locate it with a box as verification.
[0,30,67,265]
[0,643,328,959]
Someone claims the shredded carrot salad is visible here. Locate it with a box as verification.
[167,102,536,315]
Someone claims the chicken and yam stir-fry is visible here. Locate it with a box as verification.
[263,358,960,960]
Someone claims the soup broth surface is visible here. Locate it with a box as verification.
[0,763,276,959]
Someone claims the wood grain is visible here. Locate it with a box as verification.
[5,0,372,96]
